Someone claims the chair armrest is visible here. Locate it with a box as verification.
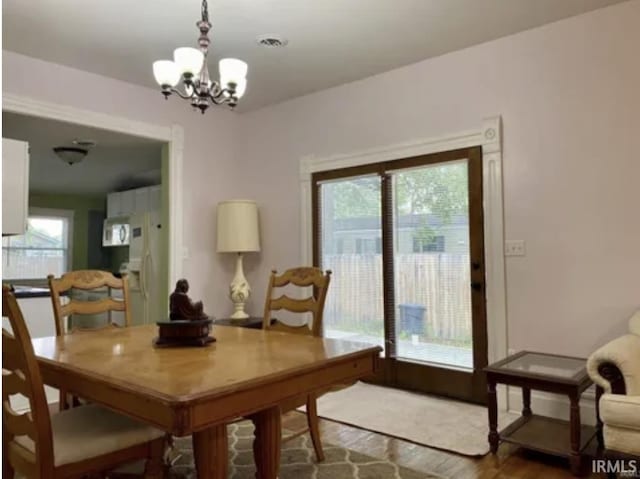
[587,334,640,395]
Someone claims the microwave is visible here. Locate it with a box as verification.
[103,218,130,247]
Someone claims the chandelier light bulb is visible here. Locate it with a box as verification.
[174,47,205,77]
[219,58,248,87]
[153,60,181,87]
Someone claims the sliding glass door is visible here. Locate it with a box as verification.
[313,147,487,403]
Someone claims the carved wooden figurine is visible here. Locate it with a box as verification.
[155,279,215,347]
[169,279,209,321]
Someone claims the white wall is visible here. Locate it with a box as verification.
[236,0,640,356]
[3,2,639,354]
[2,51,242,317]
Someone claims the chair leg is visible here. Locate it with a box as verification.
[306,395,324,462]
[143,437,166,479]
[59,389,69,411]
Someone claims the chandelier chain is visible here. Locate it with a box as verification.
[201,0,209,23]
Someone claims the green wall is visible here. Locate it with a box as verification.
[29,193,106,270]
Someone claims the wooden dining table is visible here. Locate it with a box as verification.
[31,324,381,478]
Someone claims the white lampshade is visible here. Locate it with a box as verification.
[174,47,204,76]
[219,58,248,87]
[217,200,260,253]
[153,60,181,87]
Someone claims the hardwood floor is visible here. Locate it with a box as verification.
[282,411,601,479]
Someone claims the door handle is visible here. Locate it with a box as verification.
[471,282,483,291]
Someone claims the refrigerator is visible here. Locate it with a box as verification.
[127,211,163,326]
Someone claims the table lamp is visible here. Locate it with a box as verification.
[216,200,261,320]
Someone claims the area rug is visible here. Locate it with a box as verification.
[165,421,435,479]
[300,382,517,456]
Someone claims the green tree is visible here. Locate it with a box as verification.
[331,163,468,222]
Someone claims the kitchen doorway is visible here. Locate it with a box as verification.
[2,95,183,330]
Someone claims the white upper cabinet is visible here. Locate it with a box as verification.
[2,138,30,236]
[120,190,135,215]
[106,192,122,218]
[134,187,150,213]
[148,185,162,211]
[107,185,161,218]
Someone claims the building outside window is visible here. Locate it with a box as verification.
[2,208,74,281]
[412,235,446,253]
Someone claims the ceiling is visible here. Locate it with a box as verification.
[2,112,163,196]
[3,0,626,112]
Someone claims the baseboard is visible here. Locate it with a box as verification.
[507,385,597,426]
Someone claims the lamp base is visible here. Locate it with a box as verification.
[230,310,250,321]
[229,252,251,321]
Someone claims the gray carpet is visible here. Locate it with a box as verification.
[166,421,436,479]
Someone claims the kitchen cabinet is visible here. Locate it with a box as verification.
[107,191,121,217]
[134,187,150,213]
[120,190,135,215]
[2,138,30,235]
[107,185,161,218]
[107,190,134,217]
[149,185,162,211]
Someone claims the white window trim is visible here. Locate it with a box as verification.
[299,116,507,404]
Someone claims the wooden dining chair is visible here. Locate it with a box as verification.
[48,270,131,410]
[2,286,166,479]
[262,267,332,462]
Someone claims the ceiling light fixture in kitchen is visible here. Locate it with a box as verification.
[53,146,88,166]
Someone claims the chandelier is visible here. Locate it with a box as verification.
[152,0,248,113]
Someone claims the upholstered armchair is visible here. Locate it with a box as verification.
[587,311,640,460]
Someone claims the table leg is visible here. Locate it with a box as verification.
[249,405,281,479]
[569,394,582,476]
[487,379,499,453]
[522,387,532,417]
[595,385,604,449]
[193,423,228,479]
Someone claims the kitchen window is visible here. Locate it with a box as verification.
[2,208,74,281]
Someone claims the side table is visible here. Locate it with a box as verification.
[484,351,600,476]
[213,317,265,329]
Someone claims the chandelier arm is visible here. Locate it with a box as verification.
[171,87,198,100]
[210,89,228,100]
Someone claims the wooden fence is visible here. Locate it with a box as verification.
[323,253,472,343]
[2,251,65,280]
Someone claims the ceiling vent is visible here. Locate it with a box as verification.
[256,34,288,48]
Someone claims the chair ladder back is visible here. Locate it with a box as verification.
[2,286,55,476]
[48,270,132,335]
[262,267,332,337]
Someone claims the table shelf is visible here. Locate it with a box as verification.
[500,414,597,457]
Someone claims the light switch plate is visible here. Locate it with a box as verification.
[505,240,526,256]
